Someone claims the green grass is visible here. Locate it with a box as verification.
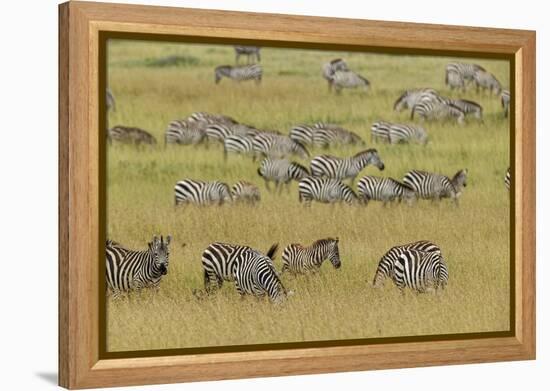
[106,41,510,352]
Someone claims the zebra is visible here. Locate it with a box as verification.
[200,242,286,303]
[357,176,416,206]
[289,124,316,146]
[392,249,449,293]
[373,123,428,145]
[106,235,171,295]
[370,121,393,143]
[403,169,468,204]
[253,133,309,159]
[106,88,116,111]
[257,158,309,191]
[107,125,157,145]
[174,179,232,206]
[223,134,255,158]
[206,123,258,143]
[281,238,341,274]
[329,70,370,94]
[501,90,510,118]
[234,46,261,64]
[393,88,439,112]
[372,240,441,288]
[505,168,511,190]
[445,62,485,90]
[411,100,466,125]
[312,123,364,147]
[474,70,502,95]
[231,181,261,204]
[298,177,357,206]
[310,149,385,183]
[447,99,483,120]
[215,64,262,84]
[188,112,238,125]
[165,120,206,145]
[322,58,349,91]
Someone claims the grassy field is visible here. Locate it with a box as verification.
[106,40,510,352]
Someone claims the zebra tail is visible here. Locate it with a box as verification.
[266,243,279,260]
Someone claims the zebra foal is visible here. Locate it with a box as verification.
[231,181,261,204]
[281,238,341,274]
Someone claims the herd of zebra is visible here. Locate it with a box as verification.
[106,235,448,303]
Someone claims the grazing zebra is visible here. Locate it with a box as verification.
[393,249,449,293]
[403,169,468,204]
[329,70,370,93]
[393,88,439,112]
[474,70,502,95]
[231,181,261,204]
[215,64,262,84]
[188,112,237,125]
[165,120,206,145]
[106,88,116,111]
[505,168,511,190]
[501,90,510,118]
[310,149,385,183]
[370,121,393,143]
[372,240,441,288]
[253,133,309,159]
[257,158,309,191]
[322,58,349,91]
[174,179,232,206]
[234,46,261,64]
[106,235,171,295]
[445,62,485,90]
[447,99,483,120]
[206,123,258,143]
[312,123,364,147]
[107,125,157,145]
[289,124,316,146]
[282,238,341,274]
[357,176,416,205]
[411,100,466,125]
[372,122,428,145]
[224,134,255,158]
[298,177,357,206]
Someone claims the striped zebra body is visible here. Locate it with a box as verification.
[357,176,416,205]
[224,134,255,158]
[403,169,468,203]
[393,88,439,112]
[108,125,157,145]
[474,70,502,95]
[505,168,511,190]
[393,249,449,293]
[231,181,261,204]
[298,177,356,206]
[501,90,510,118]
[282,238,341,274]
[372,240,441,288]
[257,158,309,190]
[106,88,116,111]
[386,123,428,144]
[370,121,393,143]
[310,149,385,182]
[253,133,309,159]
[312,123,364,147]
[445,62,485,90]
[448,99,483,120]
[289,124,316,145]
[165,120,206,145]
[329,70,370,93]
[411,100,465,124]
[322,58,349,91]
[234,46,261,64]
[174,179,232,206]
[215,64,262,84]
[188,112,237,125]
[106,236,171,295]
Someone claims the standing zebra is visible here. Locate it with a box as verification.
[174,179,232,206]
[165,120,206,145]
[257,158,309,191]
[445,62,485,90]
[312,123,364,147]
[357,176,416,206]
[474,70,502,95]
[223,134,256,158]
[298,177,357,206]
[372,240,441,288]
[310,149,385,183]
[393,249,449,293]
[234,46,261,64]
[106,235,171,295]
[403,169,468,204]
[322,58,349,91]
[215,64,262,84]
[282,238,341,274]
[393,88,439,112]
[106,88,116,111]
[371,122,428,145]
[108,125,157,145]
[505,168,511,190]
[231,181,261,204]
[329,70,370,94]
[253,133,309,159]
[370,121,393,143]
[501,90,510,118]
[411,100,466,125]
[447,99,483,120]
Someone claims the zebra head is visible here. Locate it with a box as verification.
[451,169,468,196]
[150,235,171,275]
[393,91,409,112]
[355,149,385,171]
[289,162,310,180]
[219,183,233,204]
[326,237,341,269]
[214,65,231,84]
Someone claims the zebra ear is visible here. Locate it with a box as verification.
[335,237,339,242]
[166,235,172,246]
[153,235,159,246]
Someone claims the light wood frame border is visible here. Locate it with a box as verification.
[59,1,536,389]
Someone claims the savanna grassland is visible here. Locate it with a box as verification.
[106,40,510,352]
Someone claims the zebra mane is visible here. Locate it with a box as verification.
[106,239,122,247]
[455,98,482,108]
[215,65,233,71]
[354,148,377,158]
[266,243,279,260]
[356,73,370,85]
[393,92,408,110]
[330,58,344,65]
[311,237,339,247]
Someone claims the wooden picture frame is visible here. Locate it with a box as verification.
[59,1,536,389]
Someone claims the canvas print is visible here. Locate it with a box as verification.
[105,39,511,353]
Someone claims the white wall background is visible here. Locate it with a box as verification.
[0,0,546,389]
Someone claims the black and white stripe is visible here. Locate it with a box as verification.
[310,149,385,182]
[289,124,316,146]
[393,249,449,293]
[403,169,468,203]
[282,238,341,274]
[445,62,485,90]
[505,168,511,190]
[106,236,171,295]
[298,177,357,206]
[357,176,416,205]
[447,99,483,120]
[165,120,206,145]
[231,181,261,204]
[215,64,262,84]
[234,46,261,64]
[411,100,466,124]
[257,158,309,191]
[322,58,349,91]
[312,123,364,147]
[108,125,157,145]
[371,122,428,144]
[474,70,502,95]
[501,90,510,118]
[174,179,232,206]
[393,88,439,112]
[329,70,370,93]
[372,240,441,288]
[253,133,309,159]
[223,134,255,158]
[188,112,238,125]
